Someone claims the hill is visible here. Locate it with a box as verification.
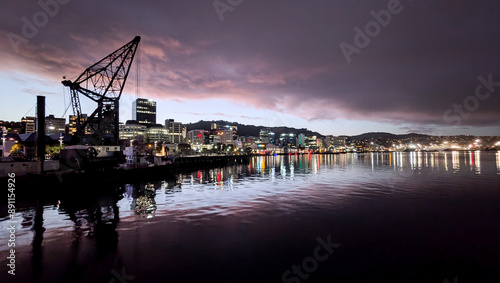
[349,132,432,141]
[184,120,324,138]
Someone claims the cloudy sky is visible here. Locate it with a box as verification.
[1,0,499,136]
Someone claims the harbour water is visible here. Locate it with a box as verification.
[1,152,500,282]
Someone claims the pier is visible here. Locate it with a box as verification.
[1,154,251,200]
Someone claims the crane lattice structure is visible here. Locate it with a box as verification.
[62,36,141,145]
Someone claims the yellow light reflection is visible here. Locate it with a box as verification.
[475,151,481,174]
[452,151,460,171]
[444,152,448,171]
[496,152,500,173]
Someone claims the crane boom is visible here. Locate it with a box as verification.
[62,36,141,145]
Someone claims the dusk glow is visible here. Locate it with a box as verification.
[1,1,499,135]
[2,2,500,282]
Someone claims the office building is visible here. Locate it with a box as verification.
[46,115,66,135]
[279,133,296,147]
[133,98,156,127]
[21,116,36,134]
[119,120,147,140]
[68,114,92,135]
[147,124,169,143]
[188,129,208,145]
[165,119,184,144]
[215,129,234,145]
[333,136,347,147]
[259,128,275,144]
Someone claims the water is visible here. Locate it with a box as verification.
[1,152,500,282]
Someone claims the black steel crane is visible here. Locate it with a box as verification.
[62,36,141,145]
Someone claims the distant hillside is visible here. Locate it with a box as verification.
[184,120,324,138]
[184,122,438,142]
[349,132,432,142]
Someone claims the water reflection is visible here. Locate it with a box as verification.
[452,151,460,171]
[161,152,498,189]
[2,152,499,258]
[61,190,121,244]
[497,152,500,173]
[129,183,157,218]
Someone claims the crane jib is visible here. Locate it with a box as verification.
[61,36,141,146]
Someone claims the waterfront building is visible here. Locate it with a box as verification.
[259,128,275,144]
[21,116,36,133]
[133,98,156,127]
[306,136,319,148]
[119,120,147,140]
[297,133,306,148]
[215,129,235,145]
[333,136,347,147]
[279,133,296,147]
[165,119,184,144]
[147,124,169,143]
[68,114,92,135]
[45,115,66,135]
[188,129,208,145]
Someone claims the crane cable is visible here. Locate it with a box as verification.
[22,103,37,118]
[61,84,72,118]
[136,42,140,99]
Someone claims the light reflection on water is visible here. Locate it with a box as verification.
[1,151,499,253]
[497,151,500,172]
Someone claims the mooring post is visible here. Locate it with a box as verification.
[36,96,46,173]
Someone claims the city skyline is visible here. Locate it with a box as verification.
[1,1,500,136]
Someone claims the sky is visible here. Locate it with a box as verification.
[1,0,499,136]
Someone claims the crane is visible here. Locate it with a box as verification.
[62,36,141,145]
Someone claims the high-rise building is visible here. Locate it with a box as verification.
[119,120,147,140]
[133,98,156,127]
[69,114,92,135]
[165,119,183,144]
[215,129,234,145]
[46,115,66,135]
[188,129,208,145]
[259,128,275,144]
[21,116,36,133]
[279,133,296,147]
[147,124,169,143]
[333,136,347,147]
[296,133,306,147]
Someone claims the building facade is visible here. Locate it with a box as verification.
[21,116,36,134]
[165,119,184,144]
[45,115,66,135]
[259,128,275,144]
[147,124,169,143]
[133,98,156,127]
[68,114,92,135]
[119,120,147,140]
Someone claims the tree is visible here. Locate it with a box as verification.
[46,144,63,159]
[10,142,23,154]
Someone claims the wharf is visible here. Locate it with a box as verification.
[0,155,250,200]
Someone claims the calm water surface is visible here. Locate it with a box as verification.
[1,152,500,282]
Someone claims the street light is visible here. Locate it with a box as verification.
[59,134,63,149]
